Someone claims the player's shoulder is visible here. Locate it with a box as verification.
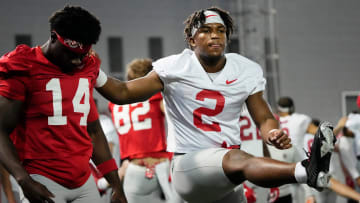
[0,45,36,75]
[225,53,263,76]
[290,113,312,125]
[291,112,311,120]
[83,53,101,70]
[225,53,262,69]
[153,49,192,69]
[87,52,101,66]
[4,45,33,58]
[348,112,360,119]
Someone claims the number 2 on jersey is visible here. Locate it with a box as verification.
[193,90,225,132]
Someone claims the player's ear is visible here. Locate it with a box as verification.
[50,32,57,43]
[189,37,196,48]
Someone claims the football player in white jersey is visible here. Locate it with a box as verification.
[277,97,312,159]
[95,7,336,202]
[275,97,313,203]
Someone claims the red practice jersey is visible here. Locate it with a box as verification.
[109,93,171,160]
[0,45,100,188]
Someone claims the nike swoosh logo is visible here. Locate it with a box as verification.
[226,79,237,85]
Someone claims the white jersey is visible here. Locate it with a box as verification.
[239,106,264,157]
[303,133,314,153]
[345,113,360,156]
[153,49,266,153]
[99,114,120,167]
[338,135,360,179]
[279,113,311,158]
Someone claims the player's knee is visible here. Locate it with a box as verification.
[222,150,253,184]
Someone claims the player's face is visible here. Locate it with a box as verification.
[51,40,87,73]
[191,23,227,59]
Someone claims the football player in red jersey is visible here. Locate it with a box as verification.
[109,58,182,203]
[0,5,126,203]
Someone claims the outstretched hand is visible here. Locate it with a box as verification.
[267,129,292,149]
[19,176,54,203]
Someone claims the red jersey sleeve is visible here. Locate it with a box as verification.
[0,45,32,101]
[0,77,26,101]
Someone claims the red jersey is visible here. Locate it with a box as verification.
[0,45,100,188]
[109,93,171,160]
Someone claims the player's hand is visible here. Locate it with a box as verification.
[18,176,55,203]
[305,196,316,203]
[118,160,129,181]
[111,188,127,203]
[267,129,292,149]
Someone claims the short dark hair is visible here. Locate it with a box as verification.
[49,5,101,45]
[311,119,320,127]
[183,7,234,48]
[277,97,295,114]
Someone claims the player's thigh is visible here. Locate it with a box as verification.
[155,160,184,203]
[213,184,246,203]
[71,175,101,203]
[30,174,68,203]
[171,148,236,203]
[124,163,161,196]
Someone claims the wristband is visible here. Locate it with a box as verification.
[97,177,110,190]
[96,158,118,176]
[95,69,108,88]
[268,129,278,134]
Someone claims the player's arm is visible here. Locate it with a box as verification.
[87,119,127,203]
[246,91,291,149]
[0,96,54,203]
[333,116,348,135]
[328,177,360,201]
[0,164,16,203]
[96,70,163,105]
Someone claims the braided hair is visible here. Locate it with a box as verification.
[183,7,234,48]
[49,5,101,45]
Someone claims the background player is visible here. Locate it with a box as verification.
[276,97,312,159]
[0,5,126,203]
[274,96,313,202]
